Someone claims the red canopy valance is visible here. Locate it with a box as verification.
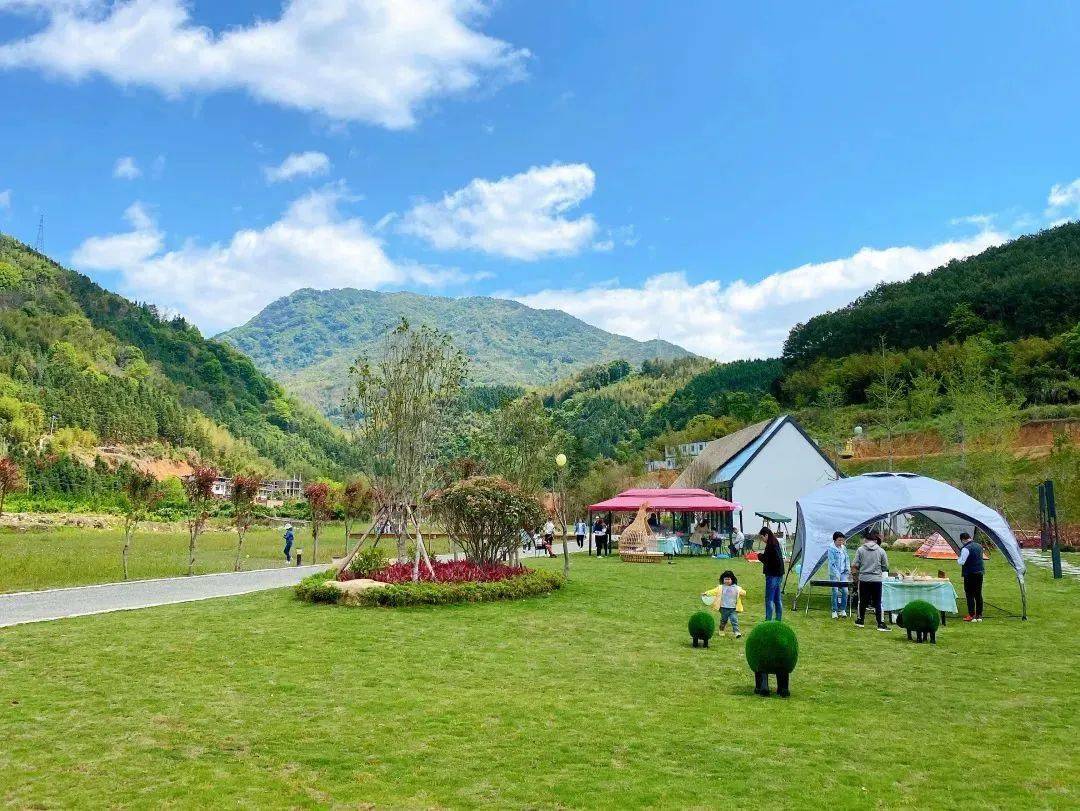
[588,488,739,514]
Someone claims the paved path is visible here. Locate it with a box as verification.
[1022,549,1080,581]
[0,542,586,628]
[0,566,326,628]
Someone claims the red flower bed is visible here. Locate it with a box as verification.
[365,559,529,584]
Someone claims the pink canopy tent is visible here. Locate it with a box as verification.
[588,488,740,514]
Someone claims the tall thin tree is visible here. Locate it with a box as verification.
[338,476,372,555]
[231,474,263,571]
[0,457,23,518]
[342,319,467,579]
[121,470,162,581]
[184,466,218,576]
[304,482,332,565]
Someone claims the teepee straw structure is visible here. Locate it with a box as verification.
[618,504,663,562]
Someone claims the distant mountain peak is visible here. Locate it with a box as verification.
[218,287,696,417]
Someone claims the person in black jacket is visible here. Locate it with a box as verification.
[755,527,786,621]
[958,532,986,622]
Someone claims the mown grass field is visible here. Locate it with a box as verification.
[1,552,1076,808]
[0,523,459,593]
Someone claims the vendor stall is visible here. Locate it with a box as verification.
[587,488,739,561]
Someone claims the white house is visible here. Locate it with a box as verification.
[671,414,840,533]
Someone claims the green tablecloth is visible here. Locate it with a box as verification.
[881,579,958,613]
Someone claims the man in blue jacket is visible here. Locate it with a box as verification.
[958,532,985,622]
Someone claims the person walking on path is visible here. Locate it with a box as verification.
[542,518,557,558]
[853,529,890,631]
[827,531,851,619]
[283,524,295,563]
[958,532,985,622]
[754,527,785,621]
[574,518,588,549]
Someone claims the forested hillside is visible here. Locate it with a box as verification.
[219,287,695,418]
[784,221,1080,365]
[0,235,362,486]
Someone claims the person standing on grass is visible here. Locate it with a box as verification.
[853,529,890,631]
[958,532,985,622]
[755,527,785,621]
[827,531,851,619]
[574,517,588,549]
[283,524,294,562]
[593,517,609,556]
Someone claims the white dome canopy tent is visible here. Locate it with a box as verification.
[786,472,1028,619]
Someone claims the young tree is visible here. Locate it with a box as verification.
[342,318,468,576]
[811,384,848,468]
[942,343,1021,511]
[0,456,24,517]
[304,482,332,565]
[867,338,907,471]
[231,474,263,572]
[429,476,545,565]
[120,470,162,580]
[184,466,218,576]
[478,395,559,497]
[338,476,372,554]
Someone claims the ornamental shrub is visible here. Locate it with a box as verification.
[429,475,545,564]
[295,570,342,604]
[346,569,564,607]
[745,621,799,674]
[346,546,389,579]
[897,599,940,634]
[688,611,717,645]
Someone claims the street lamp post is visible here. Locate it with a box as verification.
[555,453,569,577]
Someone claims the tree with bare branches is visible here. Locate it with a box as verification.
[121,470,162,580]
[305,482,332,565]
[184,466,218,576]
[231,473,263,571]
[0,457,23,517]
[342,318,468,579]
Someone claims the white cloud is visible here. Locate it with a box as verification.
[0,0,528,128]
[400,162,600,260]
[514,229,1007,360]
[264,151,331,183]
[0,189,11,210]
[71,185,469,333]
[112,155,141,179]
[1046,177,1080,221]
[73,201,163,267]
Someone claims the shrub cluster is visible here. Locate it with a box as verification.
[296,567,563,607]
[345,547,389,579]
[295,570,343,604]
[349,569,563,607]
[357,559,528,585]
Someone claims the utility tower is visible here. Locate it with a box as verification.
[33,215,45,254]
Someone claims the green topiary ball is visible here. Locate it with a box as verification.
[745,621,799,674]
[688,611,717,643]
[897,599,940,633]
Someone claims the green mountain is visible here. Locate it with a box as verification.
[218,287,697,418]
[783,221,1080,366]
[0,234,361,480]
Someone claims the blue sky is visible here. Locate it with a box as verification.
[2,1,1079,359]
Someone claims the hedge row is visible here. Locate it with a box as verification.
[295,568,565,607]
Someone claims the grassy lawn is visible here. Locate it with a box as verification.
[0,523,459,593]
[1,552,1077,808]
